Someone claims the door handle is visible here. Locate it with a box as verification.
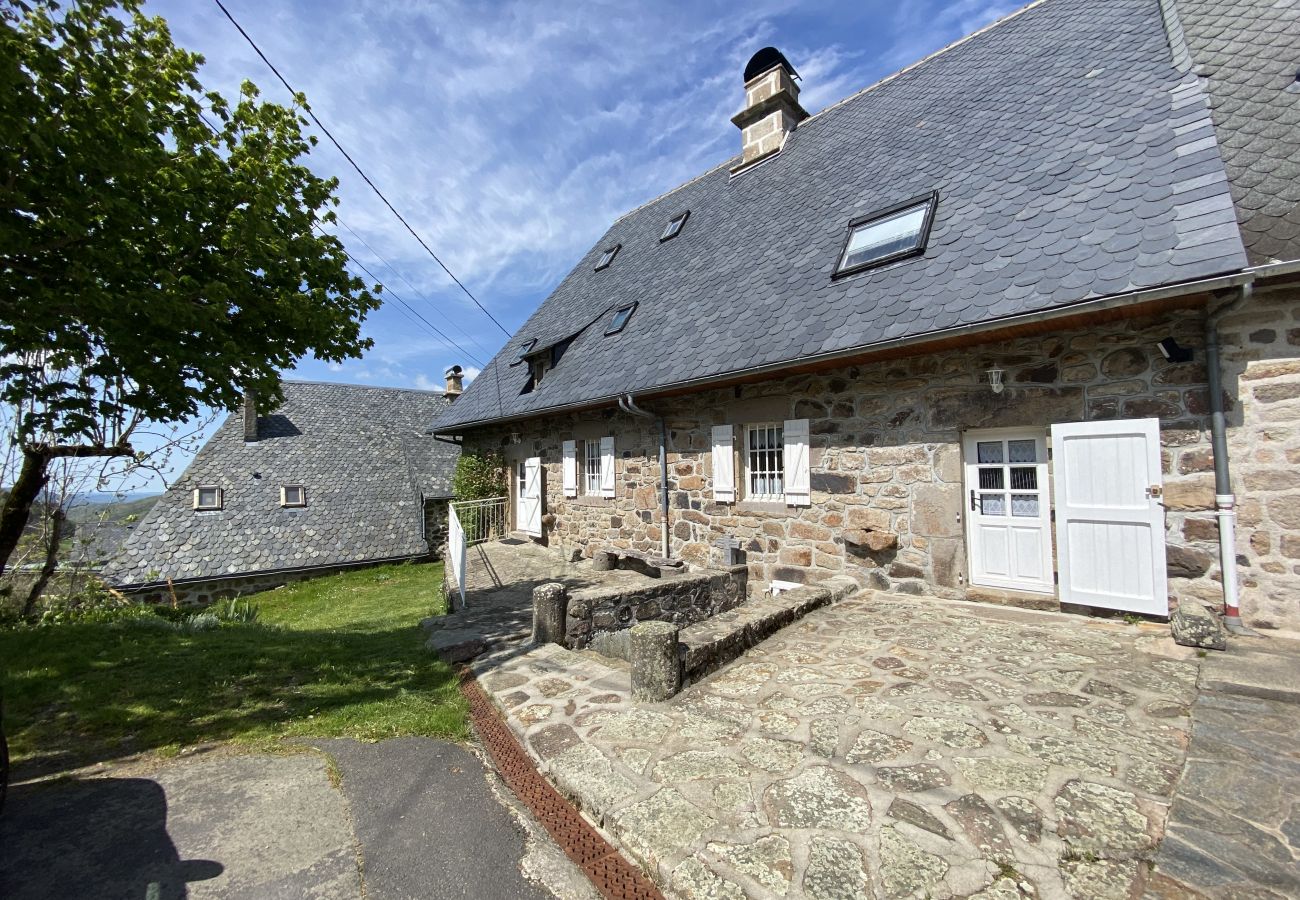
[970,489,977,512]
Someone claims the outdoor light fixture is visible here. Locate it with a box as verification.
[509,432,522,445]
[987,367,1005,394]
[1156,337,1194,363]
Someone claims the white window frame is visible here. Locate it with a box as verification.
[193,485,223,511]
[280,484,307,508]
[583,439,602,496]
[745,423,785,502]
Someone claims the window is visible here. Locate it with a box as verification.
[606,302,637,335]
[745,423,785,501]
[975,438,1042,517]
[515,339,537,361]
[281,484,306,508]
[193,485,223,511]
[594,244,621,271]
[834,192,937,277]
[583,440,602,496]
[660,210,689,242]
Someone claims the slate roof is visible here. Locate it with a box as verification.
[432,0,1252,433]
[106,382,458,587]
[1174,0,1300,264]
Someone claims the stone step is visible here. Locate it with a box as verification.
[678,577,860,685]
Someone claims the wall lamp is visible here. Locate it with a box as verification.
[986,367,1005,394]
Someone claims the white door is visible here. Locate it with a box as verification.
[514,460,527,530]
[963,430,1054,594]
[521,456,542,537]
[1051,419,1167,615]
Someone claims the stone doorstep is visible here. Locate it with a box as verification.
[678,577,859,685]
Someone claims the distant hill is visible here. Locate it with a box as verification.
[66,494,160,526]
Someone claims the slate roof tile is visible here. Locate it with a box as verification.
[105,382,458,587]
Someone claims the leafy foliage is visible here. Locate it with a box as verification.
[451,450,507,501]
[0,0,381,446]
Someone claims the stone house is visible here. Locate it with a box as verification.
[107,380,461,604]
[430,0,1300,634]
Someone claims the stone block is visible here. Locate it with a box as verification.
[843,528,897,552]
[592,550,617,571]
[1163,477,1215,511]
[1170,601,1226,651]
[1167,545,1213,578]
[631,621,682,702]
[810,472,856,493]
[532,582,569,646]
[912,483,962,537]
[846,506,892,530]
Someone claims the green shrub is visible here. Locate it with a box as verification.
[452,450,507,500]
[214,597,260,624]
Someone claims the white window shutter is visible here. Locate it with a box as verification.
[712,425,735,501]
[562,440,577,498]
[599,436,616,498]
[784,419,810,506]
[523,456,543,536]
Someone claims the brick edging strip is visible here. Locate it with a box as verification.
[458,667,666,900]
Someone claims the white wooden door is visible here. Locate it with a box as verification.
[521,456,543,537]
[514,460,527,530]
[1051,419,1167,615]
[963,430,1054,594]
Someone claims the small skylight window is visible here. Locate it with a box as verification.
[516,339,537,361]
[834,192,938,278]
[606,302,637,335]
[660,210,690,242]
[193,485,223,511]
[281,485,306,508]
[595,244,621,271]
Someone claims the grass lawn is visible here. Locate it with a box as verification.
[0,561,467,777]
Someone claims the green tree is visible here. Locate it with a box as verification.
[0,0,381,576]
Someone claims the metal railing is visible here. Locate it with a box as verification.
[447,496,508,608]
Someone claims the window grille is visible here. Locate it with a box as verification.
[746,423,785,501]
[584,440,602,496]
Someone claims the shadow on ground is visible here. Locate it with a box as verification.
[0,777,222,900]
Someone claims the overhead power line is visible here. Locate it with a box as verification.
[211,0,512,339]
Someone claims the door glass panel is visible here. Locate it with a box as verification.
[978,468,1004,490]
[977,441,1004,464]
[1008,439,1037,463]
[980,493,1006,516]
[1009,467,1038,490]
[1011,494,1040,517]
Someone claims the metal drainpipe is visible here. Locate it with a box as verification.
[1205,285,1253,635]
[619,394,671,559]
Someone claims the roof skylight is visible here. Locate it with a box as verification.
[595,244,621,271]
[660,210,690,242]
[606,302,637,335]
[516,339,537,360]
[834,192,937,277]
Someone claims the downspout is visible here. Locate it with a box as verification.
[619,394,672,559]
[1205,285,1253,635]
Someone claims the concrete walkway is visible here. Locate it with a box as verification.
[474,591,1202,898]
[0,739,592,900]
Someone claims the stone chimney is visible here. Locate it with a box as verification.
[443,365,464,402]
[242,391,258,442]
[731,47,808,171]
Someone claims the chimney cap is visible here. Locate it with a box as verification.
[444,364,463,378]
[744,47,798,82]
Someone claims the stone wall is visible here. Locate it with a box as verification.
[1220,282,1300,633]
[465,303,1299,632]
[569,564,748,654]
[123,557,431,607]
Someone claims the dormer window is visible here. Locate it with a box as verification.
[833,192,937,278]
[660,210,689,242]
[281,485,306,508]
[516,339,537,361]
[606,303,637,335]
[193,486,223,511]
[595,244,621,271]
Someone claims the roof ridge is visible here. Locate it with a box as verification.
[611,0,1045,226]
[282,378,449,397]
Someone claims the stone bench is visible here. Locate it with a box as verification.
[591,548,686,579]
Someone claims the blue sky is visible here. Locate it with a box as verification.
[125,0,1018,488]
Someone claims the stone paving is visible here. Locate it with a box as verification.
[473,591,1203,899]
[1149,690,1300,898]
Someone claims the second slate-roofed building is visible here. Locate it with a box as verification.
[430,0,1300,634]
[107,379,462,603]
